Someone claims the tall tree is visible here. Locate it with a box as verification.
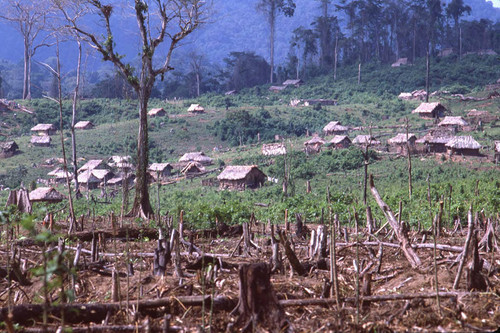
[0,0,52,99]
[60,0,207,218]
[446,0,471,55]
[256,0,296,83]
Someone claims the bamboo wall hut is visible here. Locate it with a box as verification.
[187,104,205,113]
[30,135,51,147]
[78,159,110,174]
[328,135,351,149]
[179,152,213,165]
[466,109,497,125]
[31,124,56,136]
[91,169,115,184]
[387,133,417,155]
[445,136,481,156]
[76,172,101,190]
[262,143,286,156]
[416,128,454,153]
[217,165,266,190]
[0,141,18,158]
[47,168,73,185]
[181,162,205,177]
[148,163,173,181]
[304,136,326,154]
[74,121,94,130]
[352,135,381,146]
[323,121,349,136]
[29,187,64,203]
[438,116,469,131]
[148,108,167,117]
[411,102,447,119]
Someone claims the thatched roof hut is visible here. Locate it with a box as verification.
[391,57,408,67]
[412,102,447,119]
[328,135,351,149]
[187,104,205,113]
[78,159,109,174]
[31,123,56,136]
[304,136,326,154]
[416,127,454,153]
[181,162,205,176]
[108,155,132,167]
[148,108,167,117]
[47,168,73,184]
[179,152,213,165]
[269,85,287,93]
[30,135,51,147]
[74,121,94,130]
[353,135,381,146]
[388,133,417,145]
[217,165,266,190]
[148,163,173,181]
[76,172,101,190]
[445,136,481,156]
[466,109,497,124]
[262,143,286,156]
[438,116,469,129]
[323,121,349,136]
[0,141,19,158]
[29,187,64,203]
[282,79,303,87]
[91,169,114,182]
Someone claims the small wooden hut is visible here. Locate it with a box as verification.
[187,104,205,113]
[148,163,173,181]
[30,135,51,147]
[179,152,213,165]
[148,108,167,117]
[445,136,481,156]
[412,102,447,119]
[269,86,287,93]
[416,128,454,153]
[391,57,408,67]
[438,116,469,131]
[387,133,417,155]
[76,172,101,190]
[328,135,351,149]
[323,121,349,136]
[91,169,115,183]
[74,121,94,130]
[282,79,303,87]
[31,124,56,136]
[217,165,266,190]
[466,110,497,124]
[0,141,19,158]
[29,187,64,203]
[181,162,205,177]
[78,159,109,174]
[495,141,500,164]
[47,168,73,185]
[262,143,286,156]
[304,136,326,154]
[353,135,381,146]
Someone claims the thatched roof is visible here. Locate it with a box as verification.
[388,133,417,145]
[76,172,101,184]
[181,162,205,174]
[78,159,107,173]
[217,165,265,181]
[187,104,205,112]
[323,121,340,132]
[91,169,113,180]
[467,109,489,117]
[269,85,287,92]
[329,135,351,145]
[108,155,131,166]
[29,187,64,203]
[304,136,326,146]
[445,136,481,150]
[438,116,468,127]
[412,102,446,115]
[0,141,18,152]
[283,79,303,86]
[47,168,73,178]
[74,121,94,129]
[179,152,213,164]
[353,135,381,145]
[31,123,55,132]
[30,136,51,144]
[148,108,166,116]
[148,163,173,172]
[262,143,287,156]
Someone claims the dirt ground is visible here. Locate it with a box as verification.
[0,216,499,332]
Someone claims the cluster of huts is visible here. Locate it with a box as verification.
[147,104,205,118]
[30,121,94,147]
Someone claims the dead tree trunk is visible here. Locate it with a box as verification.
[278,230,307,276]
[369,175,422,268]
[230,263,291,333]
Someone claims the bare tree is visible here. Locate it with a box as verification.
[189,52,203,97]
[0,0,52,99]
[60,0,207,218]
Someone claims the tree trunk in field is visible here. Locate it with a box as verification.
[71,41,82,192]
[23,39,29,100]
[269,6,275,84]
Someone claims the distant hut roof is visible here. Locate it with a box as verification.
[329,135,351,145]
[31,123,56,132]
[353,135,381,145]
[148,108,166,116]
[0,141,18,153]
[388,133,417,145]
[108,155,132,166]
[91,169,113,180]
[74,121,94,129]
[30,136,51,144]
[181,162,205,174]
[148,163,173,172]
[262,143,287,156]
[412,102,447,115]
[78,159,107,173]
[304,136,326,146]
[282,79,303,86]
[438,116,468,127]
[77,172,101,184]
[29,187,64,203]
[495,141,500,153]
[187,104,205,113]
[467,109,490,117]
[225,90,238,95]
[323,121,340,132]
[445,136,481,150]
[217,165,265,181]
[179,152,213,164]
[269,85,287,92]
[47,167,73,178]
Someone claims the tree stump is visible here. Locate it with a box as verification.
[231,263,291,332]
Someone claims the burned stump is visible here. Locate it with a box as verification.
[231,263,291,332]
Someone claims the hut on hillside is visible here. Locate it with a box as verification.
[495,141,500,164]
[78,159,109,174]
[466,109,497,124]
[217,165,266,190]
[388,133,417,155]
[304,136,326,154]
[391,58,408,67]
[108,155,132,167]
[262,143,286,156]
[438,116,469,132]
[181,162,205,177]
[0,141,19,158]
[445,136,481,156]
[187,104,205,113]
[31,135,51,147]
[148,163,173,181]
[283,79,303,87]
[29,187,64,203]
[353,135,381,147]
[412,102,447,119]
[76,172,101,190]
[31,124,56,136]
[107,174,135,188]
[303,99,337,106]
[269,85,287,93]
[179,152,213,165]
[74,121,94,130]
[416,128,454,153]
[323,121,349,136]
[91,169,114,184]
[328,135,351,149]
[47,168,73,185]
[148,108,167,117]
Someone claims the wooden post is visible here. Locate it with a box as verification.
[284,209,289,232]
[306,180,311,194]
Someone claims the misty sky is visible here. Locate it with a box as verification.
[489,0,500,7]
